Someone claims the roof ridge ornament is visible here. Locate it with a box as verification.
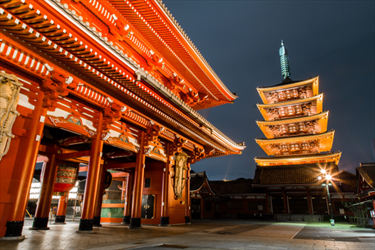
[279,40,292,82]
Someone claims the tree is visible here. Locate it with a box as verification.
[344,198,373,228]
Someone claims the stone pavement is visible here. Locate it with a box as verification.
[0,218,374,249]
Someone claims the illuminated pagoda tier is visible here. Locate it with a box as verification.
[252,42,351,216]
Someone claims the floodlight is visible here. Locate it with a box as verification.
[325,174,332,180]
[320,169,326,174]
[317,176,322,180]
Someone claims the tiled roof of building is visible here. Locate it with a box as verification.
[209,179,254,195]
[253,163,339,185]
[190,172,207,192]
[336,170,356,193]
[357,163,375,189]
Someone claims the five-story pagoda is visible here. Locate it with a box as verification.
[255,42,341,167]
[252,42,343,215]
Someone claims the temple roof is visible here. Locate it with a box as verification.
[357,163,375,189]
[190,172,207,192]
[0,1,245,157]
[254,151,342,166]
[253,163,339,185]
[108,0,237,106]
[337,170,357,193]
[209,179,254,195]
[190,172,216,195]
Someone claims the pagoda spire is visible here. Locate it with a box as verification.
[279,40,291,81]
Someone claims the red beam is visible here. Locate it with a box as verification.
[56,150,91,160]
[105,162,136,170]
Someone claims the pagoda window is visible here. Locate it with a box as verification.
[289,124,297,133]
[281,144,289,152]
[301,142,309,150]
[299,122,307,132]
[290,143,300,151]
[295,105,302,115]
[269,92,279,103]
[280,125,288,134]
[285,90,292,100]
[292,89,299,98]
[278,91,286,101]
[287,106,295,116]
[279,107,286,117]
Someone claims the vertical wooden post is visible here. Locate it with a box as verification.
[130,131,145,228]
[79,112,104,231]
[93,166,105,227]
[31,154,58,229]
[283,189,288,214]
[307,189,313,215]
[3,92,47,238]
[160,144,171,226]
[55,192,68,224]
[122,171,134,224]
[185,163,191,223]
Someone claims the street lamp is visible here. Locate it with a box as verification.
[317,169,334,226]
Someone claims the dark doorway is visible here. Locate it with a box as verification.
[141,194,154,219]
[272,196,284,214]
[312,196,328,214]
[191,198,201,219]
[288,196,309,214]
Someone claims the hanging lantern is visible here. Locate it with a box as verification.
[53,162,79,196]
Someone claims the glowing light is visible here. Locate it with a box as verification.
[325,174,332,180]
[317,176,322,180]
[320,169,326,174]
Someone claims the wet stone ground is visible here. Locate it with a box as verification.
[0,218,374,249]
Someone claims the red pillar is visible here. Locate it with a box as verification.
[130,131,145,228]
[123,171,134,224]
[79,112,103,231]
[2,92,47,238]
[55,192,68,224]
[160,146,171,226]
[31,154,58,229]
[185,163,191,223]
[93,166,105,227]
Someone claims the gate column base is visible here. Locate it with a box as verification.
[160,217,169,226]
[4,221,24,237]
[30,217,49,230]
[129,217,141,229]
[93,216,102,227]
[78,219,93,231]
[121,215,131,224]
[55,216,66,224]
[185,216,191,224]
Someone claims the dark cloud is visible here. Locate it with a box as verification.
[164,0,375,180]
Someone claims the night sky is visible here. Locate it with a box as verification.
[163,0,375,180]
